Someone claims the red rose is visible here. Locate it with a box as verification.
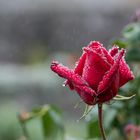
[50,41,134,105]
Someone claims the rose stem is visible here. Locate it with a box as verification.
[98,103,107,140]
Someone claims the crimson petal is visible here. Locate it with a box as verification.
[50,61,97,96]
[101,47,114,65]
[82,47,110,91]
[64,52,87,89]
[75,89,96,105]
[87,41,103,50]
[97,49,125,94]
[97,70,119,103]
[109,46,134,86]
[74,52,87,75]
[119,58,134,87]
[109,46,119,57]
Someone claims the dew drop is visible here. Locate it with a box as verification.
[62,83,66,87]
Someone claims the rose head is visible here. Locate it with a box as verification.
[51,41,134,105]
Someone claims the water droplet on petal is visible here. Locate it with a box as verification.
[62,83,66,87]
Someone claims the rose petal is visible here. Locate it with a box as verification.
[109,46,134,86]
[109,45,119,57]
[50,61,97,96]
[87,41,103,50]
[64,52,87,89]
[82,47,110,91]
[97,70,119,103]
[119,58,134,87]
[74,52,87,75]
[101,47,114,65]
[88,41,114,65]
[97,49,125,94]
[75,89,96,105]
[86,41,103,55]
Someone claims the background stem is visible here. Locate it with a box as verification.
[19,121,29,140]
[98,104,107,140]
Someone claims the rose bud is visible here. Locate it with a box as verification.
[124,124,140,140]
[50,41,134,105]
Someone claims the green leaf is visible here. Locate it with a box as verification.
[87,120,100,138]
[126,48,140,62]
[123,23,140,47]
[111,39,126,48]
[19,105,64,140]
[42,110,56,138]
[41,105,64,139]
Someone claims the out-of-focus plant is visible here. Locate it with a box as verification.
[124,124,140,140]
[18,105,64,140]
[0,103,22,140]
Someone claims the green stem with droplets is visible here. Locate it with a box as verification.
[98,104,107,140]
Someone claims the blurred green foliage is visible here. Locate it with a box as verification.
[18,105,64,140]
[112,22,140,62]
[0,102,22,140]
[123,23,140,47]
[0,103,87,140]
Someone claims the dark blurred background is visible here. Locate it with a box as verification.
[0,0,140,139]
